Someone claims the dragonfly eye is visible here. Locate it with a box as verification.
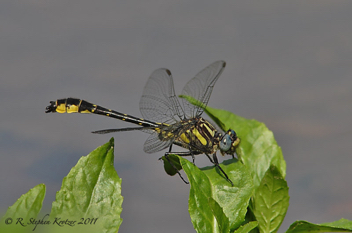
[219,134,232,152]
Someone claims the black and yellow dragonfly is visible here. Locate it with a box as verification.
[46,61,240,184]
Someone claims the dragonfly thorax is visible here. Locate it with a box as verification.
[167,117,239,156]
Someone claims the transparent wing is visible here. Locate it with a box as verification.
[139,68,185,124]
[92,126,156,134]
[181,60,226,117]
[143,131,173,153]
[143,122,186,154]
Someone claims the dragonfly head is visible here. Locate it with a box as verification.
[219,129,240,156]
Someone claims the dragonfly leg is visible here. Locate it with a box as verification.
[161,145,196,184]
[205,153,234,186]
[205,154,215,163]
[162,144,189,184]
[164,151,193,156]
[189,146,196,164]
[168,144,173,152]
[163,153,189,184]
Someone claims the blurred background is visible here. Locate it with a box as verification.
[1,1,351,232]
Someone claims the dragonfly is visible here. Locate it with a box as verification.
[45,60,240,185]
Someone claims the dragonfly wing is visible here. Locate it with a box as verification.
[143,131,173,154]
[140,68,185,124]
[181,60,226,117]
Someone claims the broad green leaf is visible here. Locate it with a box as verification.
[0,184,46,233]
[169,154,254,232]
[204,106,286,189]
[286,218,352,233]
[251,165,289,233]
[50,138,123,232]
[234,221,258,233]
[180,95,289,232]
[201,159,254,230]
[1,183,45,221]
[208,197,230,233]
[180,95,286,190]
[179,155,223,233]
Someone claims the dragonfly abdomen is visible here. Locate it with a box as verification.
[45,98,159,128]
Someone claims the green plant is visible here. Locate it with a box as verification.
[0,139,122,233]
[1,105,352,232]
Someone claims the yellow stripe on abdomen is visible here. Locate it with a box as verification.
[66,104,79,113]
[180,133,190,144]
[56,103,68,113]
[192,128,207,146]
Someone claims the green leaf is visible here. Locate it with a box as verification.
[161,154,183,176]
[251,165,289,233]
[0,184,46,233]
[169,154,254,232]
[233,221,258,233]
[1,183,45,221]
[201,160,254,230]
[244,207,259,233]
[204,106,286,189]
[50,138,123,232]
[286,218,352,233]
[208,196,231,233]
[180,95,286,190]
[179,155,223,233]
[180,95,289,232]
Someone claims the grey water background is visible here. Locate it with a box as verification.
[1,1,352,232]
